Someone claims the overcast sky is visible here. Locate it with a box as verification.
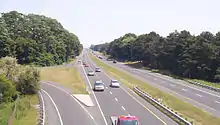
[1,0,220,47]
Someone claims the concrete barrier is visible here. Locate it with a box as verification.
[187,81,220,93]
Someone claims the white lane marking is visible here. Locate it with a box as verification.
[115,97,118,102]
[106,87,108,89]
[170,84,176,87]
[42,82,98,125]
[41,89,63,125]
[181,89,187,92]
[154,78,157,81]
[38,91,45,125]
[121,106,126,111]
[70,95,99,125]
[110,91,112,94]
[196,94,203,97]
[215,101,220,104]
[81,64,108,125]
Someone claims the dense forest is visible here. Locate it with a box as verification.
[90,31,220,82]
[0,11,83,66]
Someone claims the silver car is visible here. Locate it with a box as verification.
[94,80,105,91]
[95,67,101,72]
[110,80,120,88]
[88,71,95,76]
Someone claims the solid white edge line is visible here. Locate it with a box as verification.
[41,82,98,125]
[38,91,46,125]
[41,89,63,125]
[181,89,187,92]
[81,63,108,125]
[196,94,203,97]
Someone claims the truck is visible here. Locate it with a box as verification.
[111,115,140,125]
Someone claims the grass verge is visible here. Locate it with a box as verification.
[0,103,13,125]
[12,95,38,125]
[40,66,87,94]
[186,79,220,89]
[89,53,220,125]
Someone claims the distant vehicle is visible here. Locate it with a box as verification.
[84,64,89,67]
[78,60,81,62]
[107,58,113,61]
[111,115,140,125]
[110,80,120,88]
[113,60,117,63]
[95,67,101,72]
[94,80,105,91]
[83,62,86,65]
[88,71,95,76]
[98,56,103,59]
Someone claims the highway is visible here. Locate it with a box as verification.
[91,50,220,117]
[81,50,177,125]
[40,82,98,125]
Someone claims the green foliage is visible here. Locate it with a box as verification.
[0,11,82,66]
[0,75,16,103]
[92,30,220,82]
[16,66,40,95]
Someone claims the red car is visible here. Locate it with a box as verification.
[111,115,139,125]
[84,64,89,67]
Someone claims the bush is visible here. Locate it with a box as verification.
[0,75,16,103]
[16,66,40,95]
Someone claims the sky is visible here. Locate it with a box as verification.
[1,0,220,47]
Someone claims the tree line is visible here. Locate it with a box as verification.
[0,11,83,66]
[90,31,220,82]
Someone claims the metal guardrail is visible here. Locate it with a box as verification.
[133,87,192,125]
[187,81,220,93]
[37,91,45,125]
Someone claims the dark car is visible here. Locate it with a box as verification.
[113,60,117,63]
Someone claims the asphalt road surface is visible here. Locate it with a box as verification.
[40,81,98,125]
[80,50,177,125]
[90,50,220,117]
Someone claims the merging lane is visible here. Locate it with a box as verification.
[91,51,220,117]
[82,52,177,125]
[41,82,97,125]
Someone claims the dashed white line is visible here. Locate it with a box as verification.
[181,89,187,92]
[196,94,203,97]
[109,91,112,94]
[105,87,108,89]
[215,101,220,104]
[121,106,126,111]
[41,89,64,125]
[115,97,118,102]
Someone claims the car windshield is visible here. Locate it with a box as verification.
[95,82,103,86]
[120,120,138,125]
[112,80,118,83]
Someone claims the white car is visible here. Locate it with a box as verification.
[110,80,120,88]
[88,71,95,76]
[95,67,101,72]
[94,80,105,91]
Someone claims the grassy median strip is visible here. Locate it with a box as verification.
[89,53,220,125]
[40,66,87,94]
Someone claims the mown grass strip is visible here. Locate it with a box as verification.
[12,95,38,125]
[89,53,220,125]
[186,79,220,89]
[40,66,87,94]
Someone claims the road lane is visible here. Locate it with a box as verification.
[83,53,177,125]
[41,83,96,125]
[91,50,220,117]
